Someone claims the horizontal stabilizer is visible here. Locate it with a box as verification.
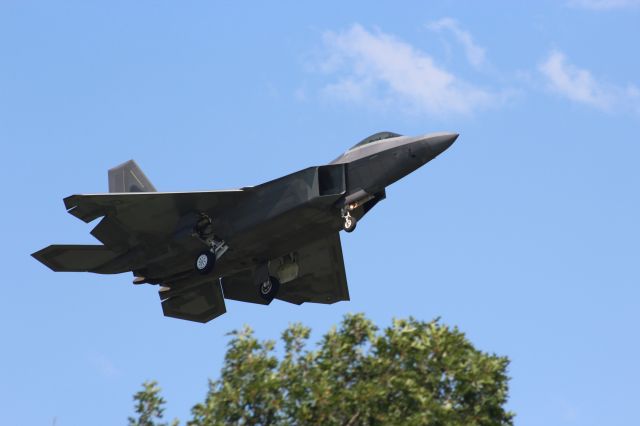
[32,245,120,272]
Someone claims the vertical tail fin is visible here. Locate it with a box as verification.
[108,160,157,193]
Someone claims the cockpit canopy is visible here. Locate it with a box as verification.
[349,131,402,151]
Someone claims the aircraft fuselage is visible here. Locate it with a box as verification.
[32,131,458,322]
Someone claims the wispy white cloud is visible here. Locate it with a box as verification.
[89,352,120,378]
[426,18,486,69]
[538,50,612,109]
[319,24,503,116]
[538,50,639,112]
[568,0,640,9]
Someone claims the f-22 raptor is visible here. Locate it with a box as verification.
[33,131,457,323]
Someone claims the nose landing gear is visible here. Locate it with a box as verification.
[341,210,357,233]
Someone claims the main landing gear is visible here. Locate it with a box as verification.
[259,276,280,303]
[193,214,228,275]
[194,239,228,275]
[195,250,215,274]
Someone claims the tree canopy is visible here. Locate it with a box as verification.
[128,380,178,426]
[129,314,513,425]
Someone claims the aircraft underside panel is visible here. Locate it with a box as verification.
[221,269,269,305]
[63,190,250,253]
[221,232,349,306]
[276,232,350,305]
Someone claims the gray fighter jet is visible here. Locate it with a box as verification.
[32,131,457,323]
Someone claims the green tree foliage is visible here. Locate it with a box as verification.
[132,314,514,425]
[128,380,178,426]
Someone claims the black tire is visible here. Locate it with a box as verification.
[194,250,215,275]
[343,215,357,233]
[259,276,280,303]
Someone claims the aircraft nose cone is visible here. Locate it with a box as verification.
[428,132,458,156]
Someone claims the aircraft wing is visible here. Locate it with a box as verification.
[63,190,250,251]
[221,232,350,305]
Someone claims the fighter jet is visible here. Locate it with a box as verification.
[32,131,457,323]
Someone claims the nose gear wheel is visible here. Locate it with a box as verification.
[342,211,357,233]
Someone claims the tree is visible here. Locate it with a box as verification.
[128,380,178,426]
[132,314,514,425]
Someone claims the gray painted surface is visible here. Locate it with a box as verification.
[32,131,458,323]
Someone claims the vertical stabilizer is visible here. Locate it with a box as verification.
[108,160,157,193]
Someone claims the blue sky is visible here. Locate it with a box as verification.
[1,1,639,424]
